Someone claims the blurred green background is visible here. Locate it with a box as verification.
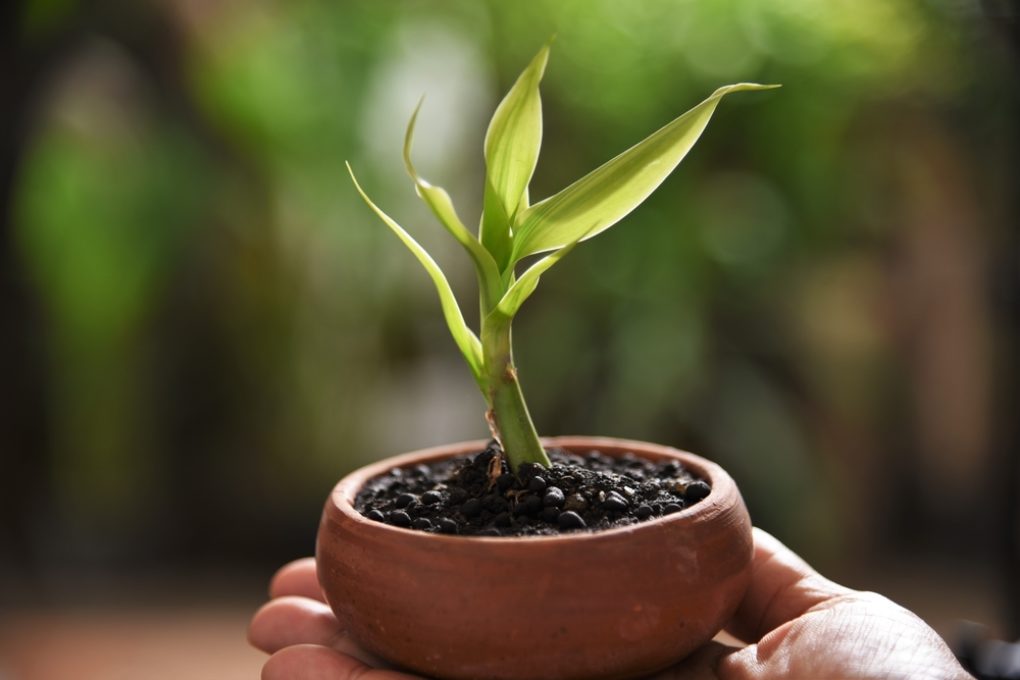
[1,0,1017,675]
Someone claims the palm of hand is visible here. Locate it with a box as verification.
[249,529,971,680]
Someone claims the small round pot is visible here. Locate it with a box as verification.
[316,436,752,680]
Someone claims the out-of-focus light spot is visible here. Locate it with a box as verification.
[698,172,789,271]
[46,39,150,145]
[677,6,764,80]
[359,21,492,181]
[794,255,886,358]
[741,0,829,66]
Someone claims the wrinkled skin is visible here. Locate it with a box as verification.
[248,528,972,680]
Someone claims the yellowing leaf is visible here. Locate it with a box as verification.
[511,83,780,261]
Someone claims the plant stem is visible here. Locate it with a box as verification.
[481,314,550,471]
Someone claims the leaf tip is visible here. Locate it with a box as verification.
[403,98,427,178]
[345,161,371,202]
[731,82,782,92]
[530,39,552,77]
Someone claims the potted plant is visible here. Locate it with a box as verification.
[320,43,778,680]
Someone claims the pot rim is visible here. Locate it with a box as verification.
[324,435,739,545]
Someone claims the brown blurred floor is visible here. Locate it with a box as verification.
[0,607,264,680]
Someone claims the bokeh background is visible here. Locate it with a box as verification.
[2,0,1017,678]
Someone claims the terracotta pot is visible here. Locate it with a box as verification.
[316,436,752,680]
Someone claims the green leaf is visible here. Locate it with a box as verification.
[511,83,781,261]
[479,42,551,270]
[403,100,502,311]
[346,162,485,384]
[493,221,600,320]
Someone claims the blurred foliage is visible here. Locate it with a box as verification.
[6,0,1015,573]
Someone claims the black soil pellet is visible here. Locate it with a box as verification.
[461,498,482,517]
[558,510,587,529]
[388,510,412,527]
[543,487,565,507]
[483,494,507,513]
[684,480,711,502]
[518,462,543,480]
[519,494,543,515]
[355,442,711,537]
[603,492,628,512]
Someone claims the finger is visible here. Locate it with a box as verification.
[270,557,325,602]
[249,596,343,654]
[650,641,739,679]
[725,527,853,643]
[263,644,422,680]
[249,596,393,668]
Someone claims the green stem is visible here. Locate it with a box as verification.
[481,314,550,471]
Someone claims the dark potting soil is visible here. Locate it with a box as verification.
[354,441,711,537]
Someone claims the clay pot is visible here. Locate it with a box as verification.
[316,436,752,680]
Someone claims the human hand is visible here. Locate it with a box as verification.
[248,528,972,679]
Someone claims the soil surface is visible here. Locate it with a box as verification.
[354,441,710,536]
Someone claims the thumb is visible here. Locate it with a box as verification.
[720,529,972,680]
[725,528,853,643]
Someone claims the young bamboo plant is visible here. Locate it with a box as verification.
[347,45,777,473]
